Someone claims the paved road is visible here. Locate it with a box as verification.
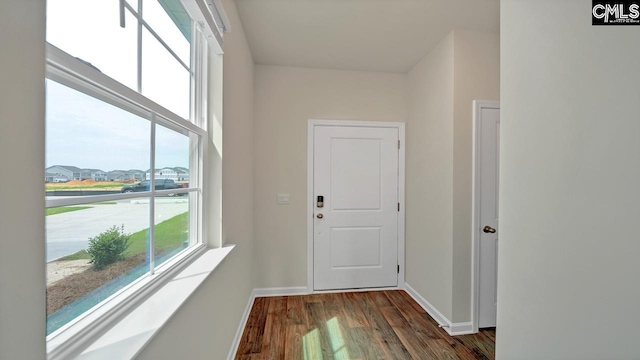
[46,199,189,262]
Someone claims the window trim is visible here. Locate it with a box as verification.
[182,0,225,54]
[46,244,209,359]
[45,78,205,356]
[44,0,215,356]
[46,45,204,137]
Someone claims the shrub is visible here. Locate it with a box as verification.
[86,225,130,269]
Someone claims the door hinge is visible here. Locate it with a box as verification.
[397,265,400,273]
[398,140,400,149]
[397,202,400,212]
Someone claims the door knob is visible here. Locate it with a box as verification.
[483,225,496,234]
[316,213,324,219]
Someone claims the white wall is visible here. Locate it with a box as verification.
[406,32,455,320]
[452,30,500,322]
[137,0,255,357]
[498,1,640,359]
[405,30,499,323]
[253,65,408,288]
[0,0,46,359]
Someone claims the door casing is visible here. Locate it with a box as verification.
[307,119,406,293]
[471,100,500,332]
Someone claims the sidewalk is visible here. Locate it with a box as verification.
[45,199,188,261]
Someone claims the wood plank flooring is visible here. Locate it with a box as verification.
[236,290,495,360]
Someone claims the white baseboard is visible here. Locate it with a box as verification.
[227,289,257,360]
[253,287,309,297]
[404,283,476,336]
[404,283,451,327]
[448,322,474,335]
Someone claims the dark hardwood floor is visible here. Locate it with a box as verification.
[236,290,495,360]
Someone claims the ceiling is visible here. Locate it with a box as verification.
[234,0,500,73]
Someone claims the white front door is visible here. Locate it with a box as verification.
[477,103,500,328]
[313,125,399,291]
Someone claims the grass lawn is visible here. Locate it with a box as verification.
[45,206,91,216]
[59,212,188,261]
[127,212,189,255]
[47,212,188,318]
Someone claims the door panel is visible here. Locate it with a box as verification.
[313,126,398,290]
[330,227,381,268]
[331,138,381,210]
[478,107,500,328]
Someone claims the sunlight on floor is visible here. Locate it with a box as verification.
[303,328,322,359]
[303,317,351,360]
[326,317,350,360]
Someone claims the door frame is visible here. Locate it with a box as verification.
[307,119,406,293]
[471,100,500,333]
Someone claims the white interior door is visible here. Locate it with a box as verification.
[477,104,500,328]
[313,125,399,291]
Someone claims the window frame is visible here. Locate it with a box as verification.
[44,1,215,357]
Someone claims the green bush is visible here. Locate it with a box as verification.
[86,225,130,269]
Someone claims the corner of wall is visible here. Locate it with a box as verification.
[405,30,455,321]
[450,29,500,323]
[0,1,47,359]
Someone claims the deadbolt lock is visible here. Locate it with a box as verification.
[317,213,324,219]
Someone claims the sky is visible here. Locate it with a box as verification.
[45,0,191,172]
[46,80,189,171]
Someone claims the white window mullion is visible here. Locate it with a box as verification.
[137,0,143,93]
[199,134,207,246]
[189,132,200,247]
[192,25,208,130]
[190,21,198,125]
[149,114,157,274]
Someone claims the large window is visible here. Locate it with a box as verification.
[45,0,212,345]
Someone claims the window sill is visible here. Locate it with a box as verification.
[48,245,235,360]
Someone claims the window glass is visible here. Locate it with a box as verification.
[154,123,191,179]
[46,197,150,335]
[142,28,191,118]
[143,0,191,65]
[45,80,150,195]
[154,196,191,268]
[153,124,192,267]
[47,0,138,90]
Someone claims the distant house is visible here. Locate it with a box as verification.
[45,165,90,181]
[107,169,146,182]
[107,170,125,181]
[84,169,107,181]
[46,165,110,181]
[146,167,189,181]
[128,170,146,181]
[173,167,189,181]
[45,172,68,183]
